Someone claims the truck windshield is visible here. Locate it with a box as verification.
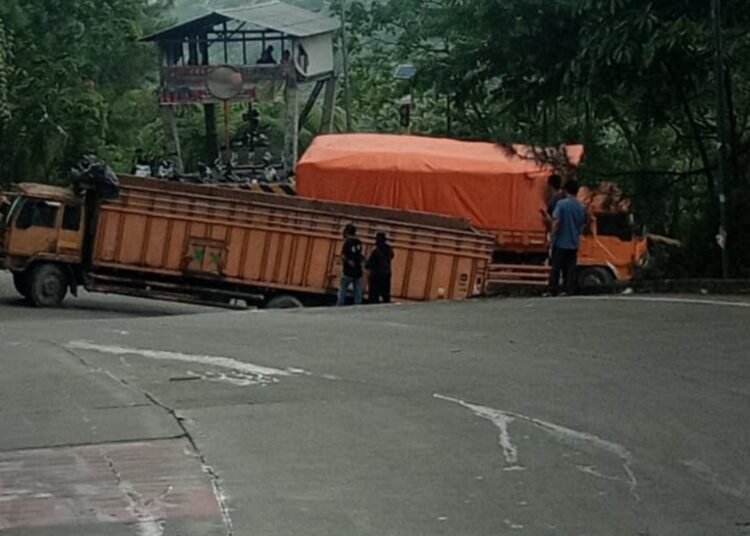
[596,213,635,241]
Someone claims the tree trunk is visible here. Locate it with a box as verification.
[663,60,717,201]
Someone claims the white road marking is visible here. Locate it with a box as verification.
[435,394,639,500]
[504,519,524,530]
[186,370,277,387]
[574,296,750,308]
[682,459,750,499]
[577,465,626,483]
[66,341,292,378]
[434,394,523,470]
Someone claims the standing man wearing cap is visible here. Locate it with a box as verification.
[337,223,364,306]
[366,231,394,304]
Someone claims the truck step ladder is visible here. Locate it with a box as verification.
[488,263,550,287]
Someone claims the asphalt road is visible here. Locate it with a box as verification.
[0,272,214,322]
[1,284,749,535]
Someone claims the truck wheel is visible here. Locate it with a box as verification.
[12,272,31,300]
[577,267,615,289]
[265,295,304,309]
[29,264,69,307]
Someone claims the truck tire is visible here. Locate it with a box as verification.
[29,264,69,307]
[265,295,304,309]
[12,272,31,300]
[577,267,615,290]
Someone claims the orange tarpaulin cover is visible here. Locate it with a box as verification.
[296,134,584,238]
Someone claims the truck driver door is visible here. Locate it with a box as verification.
[7,198,62,258]
[56,203,84,261]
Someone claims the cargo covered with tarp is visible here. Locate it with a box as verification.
[296,134,584,253]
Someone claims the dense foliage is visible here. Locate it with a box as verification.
[343,0,750,277]
[0,0,171,181]
[0,0,747,276]
[171,0,326,21]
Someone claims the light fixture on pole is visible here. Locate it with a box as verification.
[339,0,352,132]
[394,64,417,134]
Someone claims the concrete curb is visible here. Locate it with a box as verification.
[486,279,750,297]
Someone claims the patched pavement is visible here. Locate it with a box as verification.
[0,439,223,535]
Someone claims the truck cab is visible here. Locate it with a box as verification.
[0,184,85,305]
[577,211,649,287]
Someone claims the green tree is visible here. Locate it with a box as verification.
[0,0,171,183]
[344,0,750,276]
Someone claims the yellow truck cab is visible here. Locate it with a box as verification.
[0,184,85,305]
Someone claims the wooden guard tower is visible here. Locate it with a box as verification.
[142,1,340,174]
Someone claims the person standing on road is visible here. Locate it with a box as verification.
[337,223,364,306]
[366,231,394,304]
[548,179,587,296]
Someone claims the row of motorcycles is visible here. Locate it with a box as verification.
[133,124,292,185]
[133,152,292,186]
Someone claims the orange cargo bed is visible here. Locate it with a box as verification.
[91,176,495,303]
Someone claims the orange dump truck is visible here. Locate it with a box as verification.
[297,134,649,288]
[0,175,494,307]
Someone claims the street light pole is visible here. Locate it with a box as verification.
[711,0,730,278]
[339,0,353,132]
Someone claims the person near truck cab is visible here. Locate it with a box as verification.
[337,223,364,306]
[548,179,587,296]
[131,149,151,177]
[366,232,394,304]
[541,174,565,230]
[0,195,9,220]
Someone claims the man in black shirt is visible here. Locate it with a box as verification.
[337,223,364,306]
[366,232,394,304]
[541,174,565,228]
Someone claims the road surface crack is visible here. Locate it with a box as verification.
[100,448,168,536]
[142,391,235,536]
[59,343,235,536]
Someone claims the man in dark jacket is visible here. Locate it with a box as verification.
[366,232,394,304]
[337,223,364,306]
[540,173,565,230]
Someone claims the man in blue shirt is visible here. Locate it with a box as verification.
[548,179,588,295]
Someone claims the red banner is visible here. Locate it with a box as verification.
[160,65,293,105]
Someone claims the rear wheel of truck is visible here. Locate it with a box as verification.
[265,295,304,309]
[29,264,68,307]
[577,267,615,290]
[12,272,31,300]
